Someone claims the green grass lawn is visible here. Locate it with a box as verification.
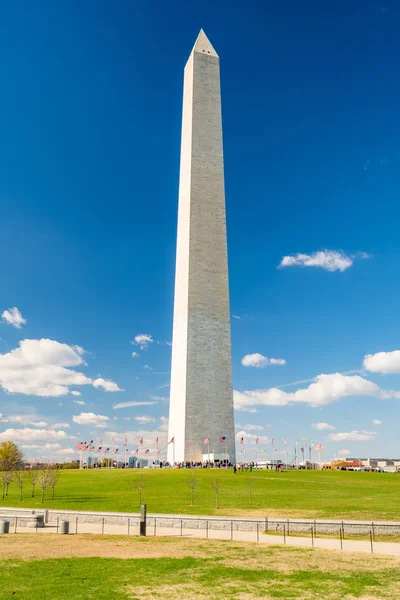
[1,468,400,520]
[1,536,399,599]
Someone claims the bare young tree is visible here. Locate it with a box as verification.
[209,479,222,509]
[46,464,60,500]
[38,469,50,504]
[134,476,146,505]
[1,471,13,498]
[13,469,26,501]
[27,469,39,498]
[245,476,256,506]
[184,473,198,506]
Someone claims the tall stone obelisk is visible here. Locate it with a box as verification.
[168,30,235,464]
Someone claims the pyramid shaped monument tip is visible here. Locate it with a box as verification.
[191,28,218,58]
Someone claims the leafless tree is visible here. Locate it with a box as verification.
[245,476,257,506]
[134,476,146,505]
[27,468,39,498]
[184,473,198,506]
[209,479,222,509]
[1,471,13,498]
[38,469,51,504]
[47,464,60,500]
[13,469,26,501]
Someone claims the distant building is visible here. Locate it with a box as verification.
[345,458,400,471]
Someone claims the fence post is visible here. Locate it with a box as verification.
[35,519,38,534]
[283,524,286,545]
[76,517,78,534]
[341,521,344,539]
[102,517,105,534]
[206,520,209,539]
[257,522,259,542]
[180,519,183,537]
[287,519,290,536]
[154,518,157,537]
[339,527,343,549]
[311,527,314,547]
[56,517,59,534]
[14,517,17,534]
[370,529,374,553]
[128,518,130,536]
[372,522,375,541]
[231,520,233,541]
[314,519,317,537]
[266,516,268,532]
[140,504,147,537]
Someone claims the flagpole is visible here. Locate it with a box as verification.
[208,440,210,465]
[225,443,227,467]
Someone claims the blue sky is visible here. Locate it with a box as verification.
[1,0,400,462]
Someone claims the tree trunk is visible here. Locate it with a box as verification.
[250,489,252,505]
[32,485,35,498]
[20,487,23,501]
[41,489,45,503]
[216,492,219,509]
[191,489,194,506]
[52,486,55,500]
[6,483,9,496]
[2,483,4,499]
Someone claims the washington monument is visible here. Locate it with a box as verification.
[167,30,235,464]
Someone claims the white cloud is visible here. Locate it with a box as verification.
[234,373,388,409]
[372,419,383,425]
[236,406,257,413]
[131,334,153,351]
[329,430,377,442]
[51,422,70,429]
[1,307,27,328]
[72,412,109,427]
[132,352,139,359]
[73,400,85,405]
[122,417,131,421]
[0,414,48,427]
[150,396,169,402]
[363,350,400,374]
[279,250,361,272]
[159,416,168,432]
[165,341,172,347]
[71,391,81,397]
[0,338,120,397]
[338,449,349,456]
[93,378,122,392]
[242,424,264,431]
[232,315,241,320]
[241,353,286,368]
[113,401,157,410]
[134,415,156,425]
[312,422,336,431]
[0,428,72,442]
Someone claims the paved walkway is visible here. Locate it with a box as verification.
[5,520,400,558]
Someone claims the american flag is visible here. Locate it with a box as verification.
[104,447,110,453]
[76,441,85,450]
[301,447,304,454]
[284,438,287,446]
[296,440,299,446]
[99,439,103,445]
[139,438,143,445]
[239,437,244,445]
[218,436,226,443]
[124,448,129,453]
[113,448,119,454]
[204,438,210,445]
[271,438,275,445]
[134,449,139,454]
[189,440,192,446]
[168,437,175,445]
[255,437,259,445]
[157,450,161,454]
[111,437,115,447]
[96,446,102,452]
[156,437,158,443]
[145,449,150,455]
[124,438,128,447]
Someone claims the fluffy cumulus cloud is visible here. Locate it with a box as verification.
[132,352,139,359]
[372,419,383,425]
[0,428,72,442]
[338,449,350,456]
[234,373,388,410]
[92,378,122,392]
[0,338,121,397]
[50,422,70,429]
[241,353,286,368]
[279,250,369,272]
[312,422,336,431]
[113,401,157,410]
[1,307,27,328]
[71,391,81,397]
[72,412,109,427]
[73,400,85,405]
[328,430,377,442]
[131,334,153,351]
[363,350,400,374]
[241,424,264,432]
[134,415,156,425]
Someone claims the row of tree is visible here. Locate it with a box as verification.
[135,474,257,509]
[0,440,61,502]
